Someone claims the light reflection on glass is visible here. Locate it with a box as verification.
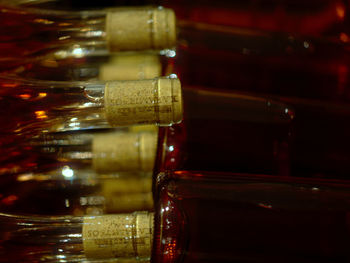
[258,203,272,209]
[35,110,48,120]
[62,166,74,178]
[169,73,178,78]
[72,47,84,58]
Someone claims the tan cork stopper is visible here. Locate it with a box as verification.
[102,176,153,212]
[105,192,153,213]
[99,54,162,81]
[83,212,154,259]
[92,130,158,173]
[104,77,182,126]
[128,124,158,133]
[106,7,176,51]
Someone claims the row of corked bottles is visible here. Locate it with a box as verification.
[0,0,350,262]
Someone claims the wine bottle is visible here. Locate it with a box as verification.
[0,168,153,216]
[152,170,350,263]
[2,171,350,262]
[159,0,349,38]
[0,76,182,139]
[0,2,176,69]
[0,211,154,262]
[9,0,347,40]
[19,19,348,103]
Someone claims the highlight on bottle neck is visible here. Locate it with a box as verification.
[83,211,154,260]
[104,77,183,127]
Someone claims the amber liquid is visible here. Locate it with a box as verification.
[152,171,350,263]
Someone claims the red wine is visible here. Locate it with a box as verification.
[154,86,293,178]
[152,170,350,263]
[160,24,350,179]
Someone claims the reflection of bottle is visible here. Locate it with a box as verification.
[2,170,350,262]
[12,52,164,81]
[0,125,159,176]
[0,2,176,68]
[33,128,158,173]
[0,169,153,215]
[0,76,182,137]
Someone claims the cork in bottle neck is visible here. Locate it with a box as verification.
[106,7,176,51]
[83,212,154,259]
[104,77,183,126]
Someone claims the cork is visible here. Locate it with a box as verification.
[106,7,176,51]
[105,192,153,213]
[128,124,158,133]
[101,176,153,212]
[104,77,182,126]
[83,212,154,259]
[99,54,162,81]
[92,130,158,173]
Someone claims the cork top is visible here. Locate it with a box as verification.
[106,7,176,51]
[104,77,183,126]
[92,130,158,173]
[83,212,154,259]
[99,54,162,81]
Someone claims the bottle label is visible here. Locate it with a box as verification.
[106,8,176,51]
[83,212,154,259]
[104,77,183,126]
